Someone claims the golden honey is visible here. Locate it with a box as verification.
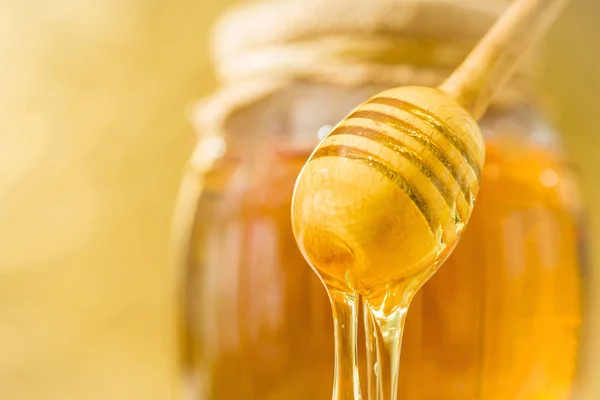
[183,107,582,399]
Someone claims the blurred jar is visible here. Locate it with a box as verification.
[174,0,584,399]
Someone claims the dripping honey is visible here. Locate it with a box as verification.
[186,129,582,399]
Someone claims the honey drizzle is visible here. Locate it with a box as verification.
[329,289,363,400]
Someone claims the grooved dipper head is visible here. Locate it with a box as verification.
[292,86,485,293]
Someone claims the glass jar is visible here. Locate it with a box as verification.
[175,1,584,399]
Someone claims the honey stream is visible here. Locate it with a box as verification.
[322,231,451,400]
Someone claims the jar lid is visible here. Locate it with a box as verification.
[210,0,527,82]
[211,0,506,57]
[192,0,537,142]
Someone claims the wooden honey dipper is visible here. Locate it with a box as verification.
[291,0,569,399]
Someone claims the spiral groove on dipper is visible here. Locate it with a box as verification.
[311,145,441,236]
[368,97,482,180]
[346,109,476,207]
[326,125,454,209]
[309,92,485,248]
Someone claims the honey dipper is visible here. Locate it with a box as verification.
[291,0,569,399]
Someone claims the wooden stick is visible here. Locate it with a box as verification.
[439,0,569,120]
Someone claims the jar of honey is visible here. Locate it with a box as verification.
[173,1,584,398]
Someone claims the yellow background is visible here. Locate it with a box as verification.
[0,0,598,399]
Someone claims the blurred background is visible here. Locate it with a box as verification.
[0,0,598,399]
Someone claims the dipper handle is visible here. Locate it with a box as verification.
[440,0,569,120]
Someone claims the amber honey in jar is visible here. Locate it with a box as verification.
[174,1,584,399]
